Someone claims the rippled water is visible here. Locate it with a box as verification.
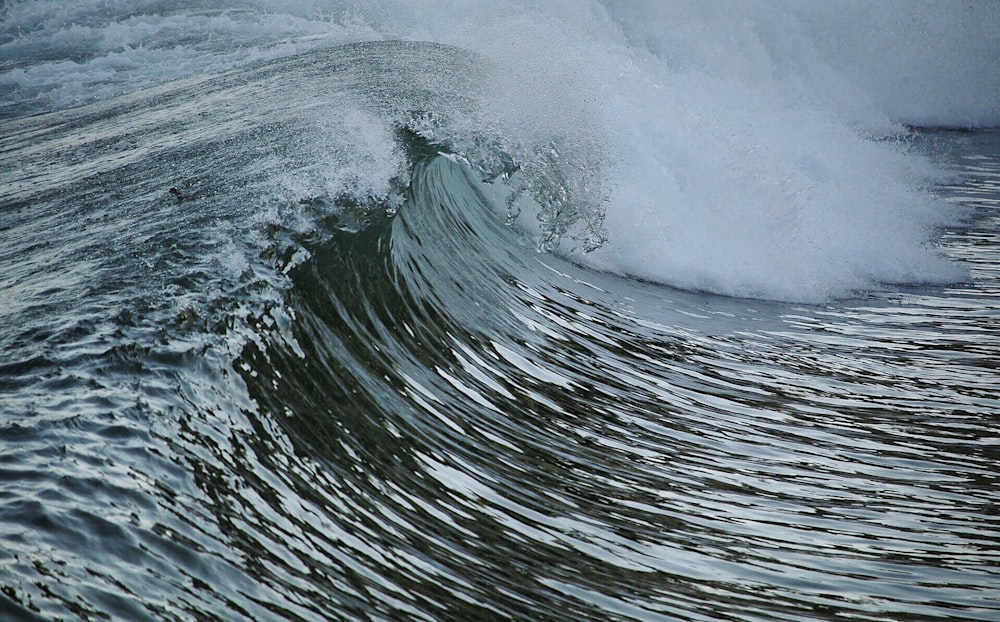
[3,110,999,620]
[2,14,1000,621]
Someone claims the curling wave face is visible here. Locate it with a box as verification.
[238,147,1000,621]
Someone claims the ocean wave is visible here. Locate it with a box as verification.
[2,6,1000,616]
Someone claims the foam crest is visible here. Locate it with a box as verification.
[568,2,985,299]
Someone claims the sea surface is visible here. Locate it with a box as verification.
[2,2,999,621]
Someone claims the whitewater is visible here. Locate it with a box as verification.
[1,1,999,621]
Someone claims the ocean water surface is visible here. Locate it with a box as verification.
[2,2,999,620]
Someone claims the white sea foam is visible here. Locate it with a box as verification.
[3,0,996,301]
